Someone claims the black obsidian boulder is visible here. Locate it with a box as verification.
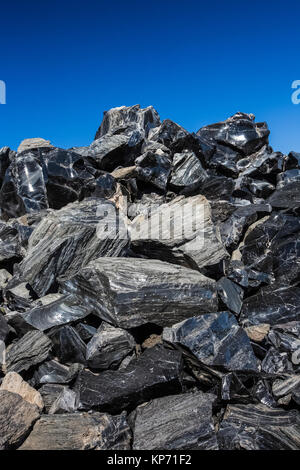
[74,345,183,413]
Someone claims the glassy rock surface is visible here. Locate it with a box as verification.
[74,345,183,413]
[163,312,258,372]
[62,257,218,328]
[0,105,300,450]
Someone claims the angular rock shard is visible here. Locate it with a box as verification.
[86,322,135,370]
[74,345,183,413]
[163,311,258,372]
[61,257,218,328]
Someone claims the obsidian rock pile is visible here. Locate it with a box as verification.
[0,105,299,450]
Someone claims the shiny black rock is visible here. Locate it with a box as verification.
[216,277,244,315]
[135,150,172,191]
[74,345,183,413]
[163,312,258,372]
[61,257,218,328]
[131,391,218,450]
[169,149,207,193]
[240,285,300,326]
[21,294,92,331]
[197,112,269,156]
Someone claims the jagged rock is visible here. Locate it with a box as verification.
[148,119,189,147]
[240,286,300,326]
[240,213,300,285]
[20,412,131,450]
[17,138,53,153]
[0,372,44,409]
[74,345,183,413]
[245,324,270,342]
[163,312,258,372]
[130,195,229,275]
[61,257,218,328]
[50,325,87,365]
[0,390,40,449]
[39,384,65,412]
[32,360,81,386]
[237,147,285,178]
[11,198,129,296]
[22,294,91,331]
[218,404,300,450]
[4,330,52,373]
[220,203,272,251]
[135,150,171,191]
[131,391,218,450]
[268,181,300,210]
[95,104,160,140]
[261,347,292,374]
[86,322,135,369]
[169,149,207,193]
[197,112,269,156]
[216,277,244,315]
[48,387,78,414]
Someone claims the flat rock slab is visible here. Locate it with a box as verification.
[74,345,183,413]
[4,330,52,374]
[218,404,300,450]
[0,390,40,449]
[163,311,258,372]
[62,257,217,328]
[1,372,44,409]
[131,391,218,450]
[19,412,131,450]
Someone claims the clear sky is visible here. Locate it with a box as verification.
[1,0,300,153]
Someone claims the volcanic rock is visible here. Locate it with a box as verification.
[20,412,131,450]
[86,322,136,369]
[131,391,218,450]
[218,404,300,450]
[163,312,258,372]
[0,390,40,449]
[74,345,183,413]
[61,257,218,328]
[4,330,52,373]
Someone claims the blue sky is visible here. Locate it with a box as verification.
[1,0,300,153]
